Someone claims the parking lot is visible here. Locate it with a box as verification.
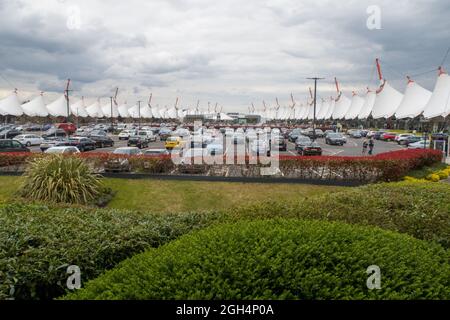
[28,133,405,156]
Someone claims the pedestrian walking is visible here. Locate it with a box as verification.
[368,138,374,155]
[362,139,368,154]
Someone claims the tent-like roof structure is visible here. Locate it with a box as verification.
[46,95,68,117]
[344,93,365,120]
[118,103,129,118]
[324,98,335,120]
[423,69,450,119]
[70,99,88,117]
[0,93,23,116]
[332,93,351,120]
[371,81,403,119]
[357,90,376,119]
[22,94,48,117]
[395,79,432,119]
[86,101,104,118]
[102,102,119,118]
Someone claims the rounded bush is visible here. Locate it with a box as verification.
[19,155,102,204]
[65,219,450,300]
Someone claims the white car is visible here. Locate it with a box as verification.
[137,130,157,142]
[45,146,80,154]
[118,130,136,140]
[396,134,415,144]
[251,140,270,156]
[408,140,430,149]
[14,134,44,146]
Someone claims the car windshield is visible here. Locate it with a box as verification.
[328,133,342,138]
[145,150,165,154]
[167,137,178,142]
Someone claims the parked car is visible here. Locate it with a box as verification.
[89,129,107,137]
[205,143,224,156]
[165,136,184,150]
[380,132,397,141]
[127,136,149,149]
[0,139,30,152]
[45,146,80,154]
[396,134,415,145]
[40,137,68,152]
[349,130,362,139]
[158,128,172,141]
[56,123,77,135]
[143,149,169,156]
[14,134,44,146]
[0,129,21,139]
[295,136,312,151]
[373,131,387,140]
[403,135,423,146]
[104,147,142,172]
[408,140,430,149]
[288,129,302,142]
[297,141,322,156]
[325,133,346,145]
[60,137,96,152]
[137,130,157,142]
[180,148,206,164]
[251,140,270,156]
[118,130,136,140]
[89,135,114,148]
[41,128,67,139]
[272,136,287,151]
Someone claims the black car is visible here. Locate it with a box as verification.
[0,129,21,139]
[297,141,322,156]
[272,137,287,151]
[58,137,96,152]
[295,136,312,151]
[42,128,67,139]
[0,139,30,152]
[127,136,149,149]
[325,133,346,145]
[89,135,114,148]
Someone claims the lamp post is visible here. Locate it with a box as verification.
[306,77,325,141]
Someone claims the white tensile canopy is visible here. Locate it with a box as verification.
[128,104,139,118]
[316,99,328,120]
[300,104,309,120]
[70,99,88,118]
[102,102,119,118]
[151,107,160,118]
[331,93,351,120]
[167,107,178,119]
[140,104,153,118]
[47,95,68,117]
[357,90,376,119]
[22,95,48,117]
[423,71,450,119]
[324,98,335,120]
[219,112,233,120]
[0,93,23,116]
[395,80,432,119]
[371,81,403,119]
[345,93,365,120]
[307,103,315,120]
[117,103,130,118]
[86,101,104,118]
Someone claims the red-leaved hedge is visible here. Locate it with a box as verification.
[0,149,443,182]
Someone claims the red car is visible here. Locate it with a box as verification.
[56,123,77,135]
[380,132,397,141]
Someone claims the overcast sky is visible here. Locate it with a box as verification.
[0,0,449,112]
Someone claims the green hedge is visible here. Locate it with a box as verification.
[1,181,449,300]
[65,219,450,300]
[0,204,222,300]
[226,181,450,248]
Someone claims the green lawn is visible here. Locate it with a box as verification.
[0,176,342,212]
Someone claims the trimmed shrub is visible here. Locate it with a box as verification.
[64,219,450,300]
[0,204,223,300]
[226,182,450,248]
[18,156,102,204]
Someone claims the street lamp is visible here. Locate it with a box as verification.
[306,77,325,141]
